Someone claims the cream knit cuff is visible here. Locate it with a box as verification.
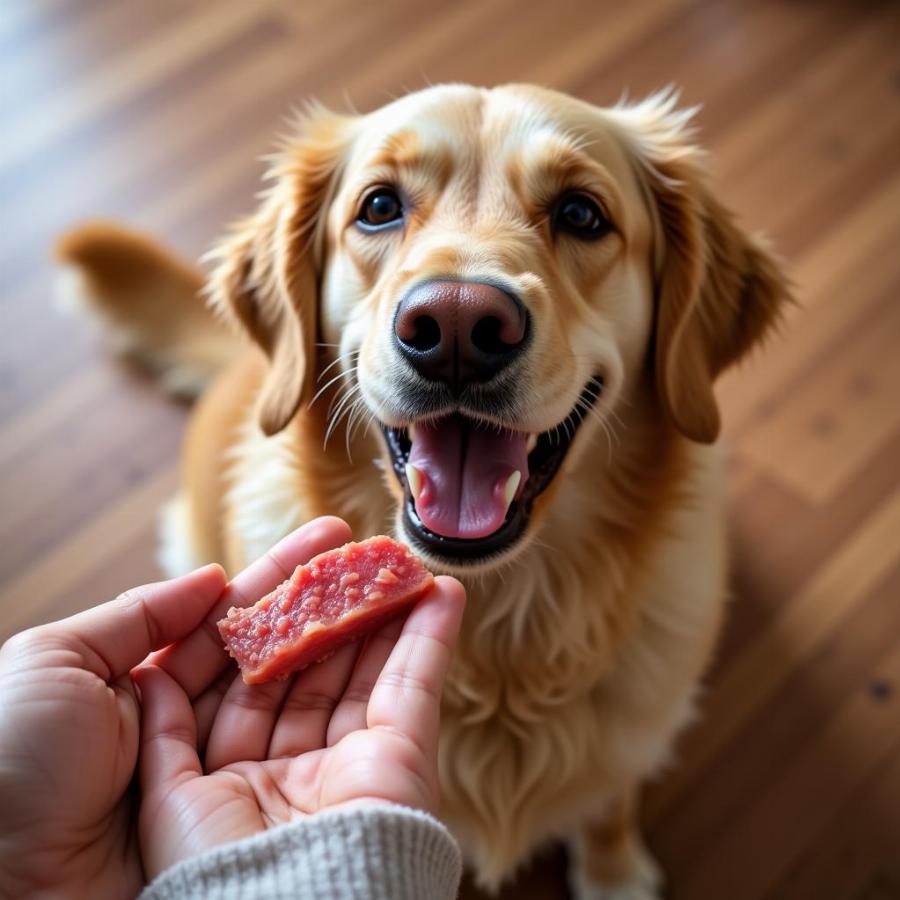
[139,804,462,899]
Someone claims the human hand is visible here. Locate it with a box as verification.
[0,561,226,899]
[0,516,349,899]
[135,537,465,881]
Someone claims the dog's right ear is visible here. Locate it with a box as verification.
[206,107,356,436]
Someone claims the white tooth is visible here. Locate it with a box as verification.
[405,463,422,502]
[503,470,522,508]
[526,433,538,453]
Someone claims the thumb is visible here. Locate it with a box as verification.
[49,564,227,680]
[365,576,466,759]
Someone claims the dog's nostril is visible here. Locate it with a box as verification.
[403,315,442,352]
[471,316,508,356]
[394,280,529,385]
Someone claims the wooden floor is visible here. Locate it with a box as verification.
[2,1,899,897]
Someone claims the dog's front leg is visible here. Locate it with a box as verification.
[567,785,663,900]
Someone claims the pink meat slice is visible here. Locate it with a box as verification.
[218,535,434,685]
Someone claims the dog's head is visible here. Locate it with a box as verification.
[208,84,791,571]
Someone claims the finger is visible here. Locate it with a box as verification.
[135,665,202,793]
[192,663,241,754]
[325,617,405,746]
[267,639,363,759]
[152,517,352,699]
[366,577,466,758]
[49,564,226,680]
[204,672,294,771]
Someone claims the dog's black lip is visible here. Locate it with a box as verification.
[381,377,603,562]
[402,496,529,560]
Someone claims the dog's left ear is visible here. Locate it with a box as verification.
[206,106,356,436]
[612,91,794,443]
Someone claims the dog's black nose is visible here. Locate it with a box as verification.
[394,280,528,386]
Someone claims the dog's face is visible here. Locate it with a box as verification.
[209,84,790,571]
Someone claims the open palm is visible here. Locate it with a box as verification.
[136,574,464,880]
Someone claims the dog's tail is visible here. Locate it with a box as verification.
[54,221,238,398]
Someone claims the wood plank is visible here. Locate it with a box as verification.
[0,0,85,47]
[768,729,900,900]
[714,424,900,669]
[647,482,900,822]
[480,0,687,94]
[0,366,112,467]
[712,2,900,182]
[577,0,857,126]
[726,51,900,251]
[0,19,294,273]
[0,296,103,421]
[0,464,178,640]
[650,557,900,885]
[0,2,186,111]
[0,0,269,172]
[0,373,184,582]
[28,519,166,632]
[672,636,900,900]
[738,294,900,503]
[719,168,900,435]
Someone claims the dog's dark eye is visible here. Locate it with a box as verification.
[553,193,610,239]
[358,188,404,230]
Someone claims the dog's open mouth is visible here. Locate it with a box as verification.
[382,377,602,560]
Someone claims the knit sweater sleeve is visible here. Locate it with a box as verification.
[138,804,462,900]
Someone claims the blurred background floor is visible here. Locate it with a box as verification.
[1,1,899,898]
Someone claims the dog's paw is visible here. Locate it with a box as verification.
[568,843,664,900]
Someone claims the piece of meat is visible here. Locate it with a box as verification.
[218,535,434,684]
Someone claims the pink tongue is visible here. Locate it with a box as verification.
[408,417,529,539]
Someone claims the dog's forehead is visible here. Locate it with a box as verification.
[355,85,639,194]
[488,86,643,190]
[360,84,486,153]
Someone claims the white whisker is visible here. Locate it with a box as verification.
[344,402,359,462]
[327,383,361,432]
[362,409,379,441]
[324,402,352,449]
[317,348,359,384]
[322,380,362,450]
[310,366,357,409]
[608,407,629,433]
[349,399,377,445]
[342,393,379,462]
[599,418,614,465]
[325,372,359,419]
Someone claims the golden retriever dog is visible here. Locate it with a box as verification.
[57,83,790,898]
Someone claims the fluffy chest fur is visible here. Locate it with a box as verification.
[224,399,727,888]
